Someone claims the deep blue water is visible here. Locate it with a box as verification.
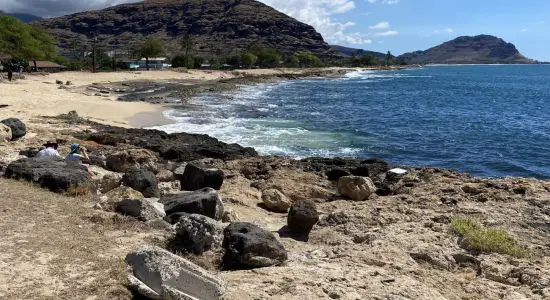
[154,65,550,179]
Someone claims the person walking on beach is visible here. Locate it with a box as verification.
[37,140,61,158]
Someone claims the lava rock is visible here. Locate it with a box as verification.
[351,159,389,178]
[106,148,158,173]
[222,222,288,269]
[122,169,160,198]
[115,198,165,222]
[4,157,94,194]
[161,188,224,221]
[1,118,27,140]
[180,163,224,191]
[175,214,224,254]
[326,167,350,181]
[287,199,319,235]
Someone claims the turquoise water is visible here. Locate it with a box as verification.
[155,65,550,179]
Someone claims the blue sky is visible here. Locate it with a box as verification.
[1,0,549,60]
[261,0,550,61]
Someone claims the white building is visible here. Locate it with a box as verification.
[127,57,171,70]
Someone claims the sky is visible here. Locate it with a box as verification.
[1,0,549,61]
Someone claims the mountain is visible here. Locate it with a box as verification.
[329,45,388,60]
[0,11,43,22]
[397,35,535,64]
[35,0,331,58]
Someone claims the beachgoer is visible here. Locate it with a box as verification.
[37,140,61,158]
[66,143,89,163]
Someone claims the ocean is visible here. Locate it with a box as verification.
[153,65,550,179]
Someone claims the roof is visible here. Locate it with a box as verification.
[30,61,67,68]
[139,57,167,61]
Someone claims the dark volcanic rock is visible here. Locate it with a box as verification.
[180,163,224,191]
[161,188,224,221]
[81,127,257,162]
[287,199,319,235]
[351,159,390,178]
[122,169,160,198]
[1,118,27,140]
[222,222,288,269]
[35,0,332,59]
[326,167,350,181]
[398,35,535,64]
[4,157,94,193]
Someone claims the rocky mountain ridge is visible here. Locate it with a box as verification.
[397,35,535,64]
[34,0,332,58]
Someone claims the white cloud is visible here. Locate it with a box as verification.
[444,28,454,33]
[521,28,528,32]
[369,21,390,30]
[375,30,399,36]
[260,0,374,45]
[434,28,455,34]
[366,0,400,4]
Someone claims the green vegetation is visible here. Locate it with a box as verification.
[0,15,58,71]
[249,45,280,68]
[241,52,258,68]
[172,54,196,69]
[139,38,164,70]
[289,52,323,67]
[450,218,529,258]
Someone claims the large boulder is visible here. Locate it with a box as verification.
[122,169,160,198]
[1,118,26,140]
[337,176,377,201]
[89,165,122,194]
[115,198,165,222]
[100,186,144,211]
[222,222,288,269]
[180,163,224,191]
[4,157,94,194]
[161,188,224,221]
[326,167,350,181]
[261,189,292,213]
[0,123,12,143]
[106,148,158,173]
[287,199,319,235]
[175,214,224,254]
[125,246,225,300]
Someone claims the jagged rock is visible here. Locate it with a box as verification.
[337,176,377,201]
[287,199,319,235]
[55,80,63,84]
[161,188,224,221]
[410,251,454,271]
[222,222,288,269]
[125,246,225,300]
[81,127,257,162]
[351,159,389,178]
[106,148,158,173]
[19,147,40,158]
[173,163,187,180]
[180,163,224,191]
[158,181,181,196]
[0,123,12,143]
[89,165,122,194]
[115,198,165,222]
[4,157,94,194]
[261,189,292,213]
[1,118,26,140]
[122,169,160,198]
[326,167,350,181]
[174,214,224,254]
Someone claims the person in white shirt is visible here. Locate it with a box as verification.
[37,140,61,158]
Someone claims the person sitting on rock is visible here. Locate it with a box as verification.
[37,140,61,158]
[66,143,89,163]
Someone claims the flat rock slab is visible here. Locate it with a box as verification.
[4,157,94,193]
[161,188,224,221]
[126,245,225,300]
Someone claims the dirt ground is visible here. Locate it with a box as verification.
[0,179,168,299]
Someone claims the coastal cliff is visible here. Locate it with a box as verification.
[34,0,332,58]
[398,35,536,64]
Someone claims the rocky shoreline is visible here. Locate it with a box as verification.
[0,111,549,299]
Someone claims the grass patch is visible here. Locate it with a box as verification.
[450,218,529,258]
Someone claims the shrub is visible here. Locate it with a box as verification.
[450,218,529,258]
[172,54,195,69]
[66,185,90,197]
